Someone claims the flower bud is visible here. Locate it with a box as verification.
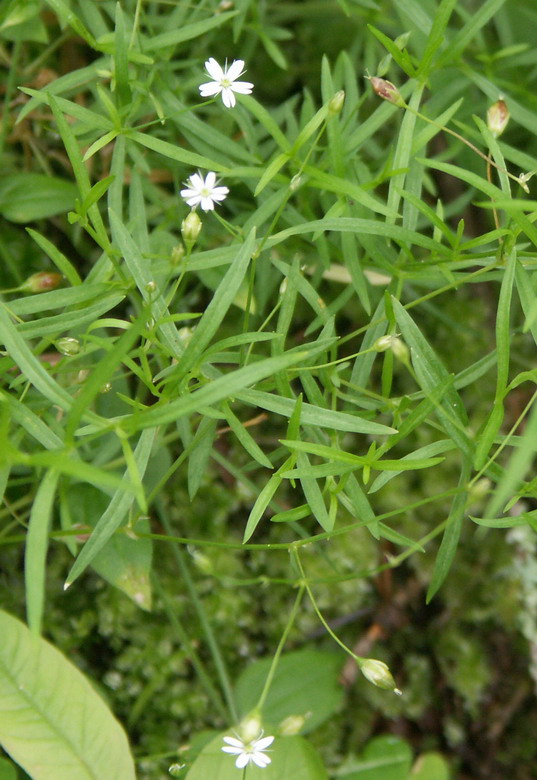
[181,211,202,245]
[487,98,509,139]
[239,713,262,742]
[359,658,400,692]
[373,335,394,352]
[367,76,406,108]
[145,280,157,294]
[56,337,80,356]
[278,715,306,736]
[390,337,409,364]
[171,244,185,266]
[328,90,345,115]
[21,271,63,293]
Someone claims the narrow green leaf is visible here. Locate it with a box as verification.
[392,298,473,456]
[427,460,471,602]
[0,304,73,411]
[25,469,59,635]
[65,428,157,586]
[144,10,237,50]
[113,2,131,106]
[188,418,217,499]
[174,229,255,378]
[416,0,459,76]
[129,129,229,172]
[437,0,508,65]
[254,152,288,197]
[124,342,335,433]
[223,402,272,469]
[484,397,537,519]
[240,388,397,435]
[26,228,82,286]
[0,609,136,779]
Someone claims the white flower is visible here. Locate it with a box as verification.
[180,171,229,212]
[221,731,274,769]
[199,58,254,108]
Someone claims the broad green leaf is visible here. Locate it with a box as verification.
[186,733,327,780]
[342,735,412,780]
[0,173,77,222]
[0,757,16,780]
[0,609,136,779]
[91,518,153,611]
[411,752,451,780]
[235,650,343,733]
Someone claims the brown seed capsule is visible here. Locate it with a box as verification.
[487,98,509,138]
[21,271,63,293]
[367,76,406,108]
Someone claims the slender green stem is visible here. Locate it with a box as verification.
[256,584,305,712]
[292,548,361,661]
[153,574,228,721]
[160,512,238,721]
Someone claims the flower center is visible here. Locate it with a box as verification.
[200,187,211,198]
[221,78,232,88]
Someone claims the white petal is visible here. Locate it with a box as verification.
[254,736,275,750]
[199,82,222,97]
[205,171,217,188]
[210,187,229,201]
[188,173,204,189]
[222,746,242,755]
[225,59,245,81]
[231,81,254,95]
[200,197,215,211]
[184,195,201,207]
[235,753,250,769]
[221,88,236,108]
[204,58,224,81]
[252,752,271,768]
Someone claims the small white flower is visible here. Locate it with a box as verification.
[221,731,274,769]
[180,171,229,212]
[199,58,254,108]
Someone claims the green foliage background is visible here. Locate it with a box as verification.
[1,0,537,778]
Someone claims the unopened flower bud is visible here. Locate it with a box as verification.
[181,211,202,245]
[390,337,409,363]
[394,31,411,49]
[359,658,400,692]
[145,280,157,294]
[21,271,63,293]
[56,337,80,356]
[487,98,509,139]
[374,335,394,352]
[278,715,306,736]
[100,382,112,393]
[367,76,406,108]
[239,713,262,742]
[177,326,193,347]
[290,174,303,191]
[328,90,345,115]
[171,244,185,266]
